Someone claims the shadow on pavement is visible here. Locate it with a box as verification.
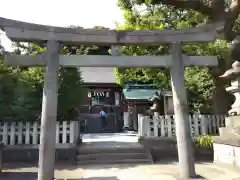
[0,172,120,180]
[59,177,119,180]
[3,162,142,171]
[0,172,37,180]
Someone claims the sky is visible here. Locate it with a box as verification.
[0,0,124,51]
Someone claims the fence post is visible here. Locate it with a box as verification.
[17,122,23,144]
[138,114,144,137]
[153,115,158,137]
[220,115,226,127]
[74,121,79,143]
[25,122,30,144]
[212,115,217,134]
[200,115,208,135]
[145,116,151,137]
[215,115,221,135]
[207,115,213,134]
[188,115,193,137]
[123,112,129,129]
[166,115,173,137]
[32,122,38,145]
[10,122,16,145]
[55,122,60,144]
[62,121,67,144]
[159,115,165,137]
[69,121,75,143]
[192,114,199,137]
[3,122,8,145]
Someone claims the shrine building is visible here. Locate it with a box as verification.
[77,68,173,133]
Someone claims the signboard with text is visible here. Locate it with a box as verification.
[91,91,109,97]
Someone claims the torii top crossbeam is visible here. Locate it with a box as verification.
[0,17,222,45]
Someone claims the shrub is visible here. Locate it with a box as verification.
[194,135,213,149]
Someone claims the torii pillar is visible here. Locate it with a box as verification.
[38,40,60,180]
[170,42,196,178]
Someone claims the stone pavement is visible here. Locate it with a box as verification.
[1,161,240,180]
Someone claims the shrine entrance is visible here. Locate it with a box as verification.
[78,104,120,134]
[77,69,123,133]
[0,17,220,180]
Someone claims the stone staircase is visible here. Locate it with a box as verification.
[75,133,153,165]
[76,142,153,164]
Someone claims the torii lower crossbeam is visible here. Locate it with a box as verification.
[4,54,218,67]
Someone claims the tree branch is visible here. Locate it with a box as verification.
[133,0,240,42]
[147,0,226,20]
[148,0,240,42]
[224,0,240,41]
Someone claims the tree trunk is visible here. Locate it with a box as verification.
[210,67,234,114]
[211,82,234,114]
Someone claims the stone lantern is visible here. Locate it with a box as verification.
[220,61,240,116]
[213,61,240,170]
[149,91,162,116]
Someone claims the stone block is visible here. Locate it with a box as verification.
[225,116,240,128]
[213,143,221,161]
[219,127,230,136]
[2,144,76,163]
[234,146,240,157]
[139,137,177,148]
[213,136,240,147]
[213,143,234,164]
[140,137,213,161]
[235,157,240,169]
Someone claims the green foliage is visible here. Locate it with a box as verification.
[0,41,112,122]
[58,67,86,121]
[194,135,213,149]
[116,0,231,113]
[185,67,214,113]
[0,43,86,122]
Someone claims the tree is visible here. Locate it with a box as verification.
[0,54,19,120]
[0,43,86,122]
[119,0,240,63]
[116,0,233,113]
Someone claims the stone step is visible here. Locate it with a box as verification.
[76,152,148,161]
[77,146,146,154]
[76,158,151,165]
[75,133,152,165]
[89,129,117,133]
[77,142,146,154]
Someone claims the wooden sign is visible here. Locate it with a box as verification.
[91,91,109,97]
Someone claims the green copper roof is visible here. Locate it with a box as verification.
[123,88,162,100]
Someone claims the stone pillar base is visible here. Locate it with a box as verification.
[213,115,240,170]
[213,137,240,170]
[226,116,240,127]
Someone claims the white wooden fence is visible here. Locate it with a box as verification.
[0,121,79,145]
[138,114,226,138]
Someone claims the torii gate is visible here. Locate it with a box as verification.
[0,17,219,180]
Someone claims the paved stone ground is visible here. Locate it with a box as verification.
[81,132,139,143]
[1,162,240,180]
[1,133,239,179]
